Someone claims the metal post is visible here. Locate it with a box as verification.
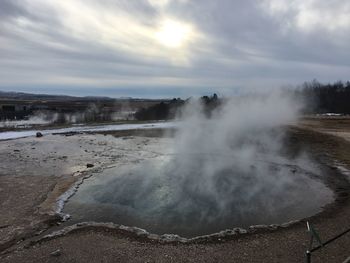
[306,250,311,263]
[305,221,350,262]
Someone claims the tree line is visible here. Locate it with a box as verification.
[297,80,350,114]
[134,80,350,121]
[134,94,220,121]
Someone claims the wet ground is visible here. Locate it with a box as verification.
[0,131,173,251]
[0,121,176,140]
[0,117,350,262]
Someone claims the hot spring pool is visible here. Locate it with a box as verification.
[63,153,334,238]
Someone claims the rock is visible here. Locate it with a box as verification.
[65,131,79,137]
[86,163,94,168]
[36,132,43,138]
[50,249,61,257]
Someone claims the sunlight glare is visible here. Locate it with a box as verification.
[155,19,192,48]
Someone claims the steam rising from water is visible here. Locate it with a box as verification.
[65,92,333,237]
[175,92,299,163]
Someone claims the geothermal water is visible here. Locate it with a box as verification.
[64,154,333,238]
[63,94,334,238]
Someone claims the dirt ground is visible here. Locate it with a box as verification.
[299,116,350,143]
[1,117,350,263]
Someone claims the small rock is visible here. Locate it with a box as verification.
[36,132,43,138]
[86,163,94,168]
[50,249,61,257]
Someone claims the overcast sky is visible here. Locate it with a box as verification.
[0,0,349,98]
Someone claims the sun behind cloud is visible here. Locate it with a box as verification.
[155,19,193,48]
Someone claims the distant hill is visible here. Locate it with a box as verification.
[0,91,118,102]
[0,91,169,121]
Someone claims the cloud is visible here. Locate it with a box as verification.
[261,0,350,33]
[0,0,349,97]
